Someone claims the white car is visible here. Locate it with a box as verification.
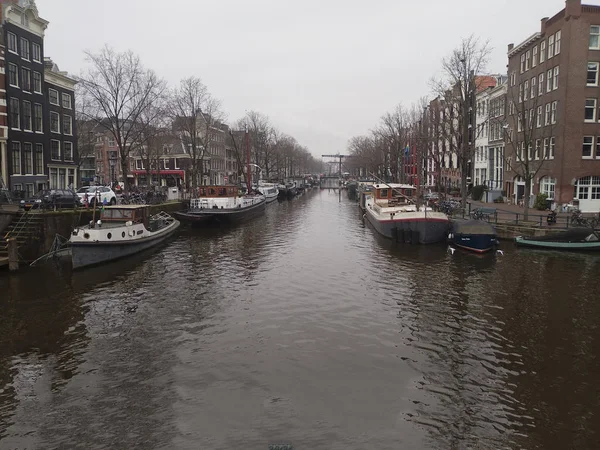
[77,186,117,206]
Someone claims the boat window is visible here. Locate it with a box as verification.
[137,230,143,235]
[218,188,227,196]
[228,188,234,194]
[380,189,388,198]
[208,188,216,196]
[107,233,112,239]
[101,208,135,221]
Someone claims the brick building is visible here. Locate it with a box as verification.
[506,0,600,212]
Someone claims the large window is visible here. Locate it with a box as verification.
[50,112,60,133]
[22,101,32,131]
[540,41,546,62]
[588,63,599,86]
[23,143,33,174]
[540,177,556,200]
[49,89,59,105]
[34,104,43,132]
[10,98,20,129]
[51,140,61,160]
[33,72,42,93]
[35,144,44,175]
[532,46,538,67]
[20,37,29,60]
[591,26,600,49]
[555,31,561,55]
[12,142,21,174]
[63,115,73,135]
[583,136,594,158]
[548,35,555,58]
[7,32,17,53]
[575,176,600,200]
[8,63,18,87]
[21,67,31,92]
[64,142,74,161]
[62,93,72,109]
[32,43,41,62]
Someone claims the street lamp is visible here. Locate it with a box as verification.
[109,154,117,188]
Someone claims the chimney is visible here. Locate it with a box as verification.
[508,43,514,52]
[541,17,549,32]
[566,0,582,19]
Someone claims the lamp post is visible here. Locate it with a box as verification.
[109,154,116,188]
[249,163,263,186]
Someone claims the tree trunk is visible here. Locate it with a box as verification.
[524,178,531,222]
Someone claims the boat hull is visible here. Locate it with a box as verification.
[264,193,278,203]
[365,209,449,244]
[451,234,498,253]
[176,199,266,225]
[71,220,180,269]
[515,237,600,251]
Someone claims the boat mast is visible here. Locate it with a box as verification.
[245,126,252,193]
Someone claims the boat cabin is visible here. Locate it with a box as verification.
[99,205,150,225]
[373,184,415,206]
[196,185,239,198]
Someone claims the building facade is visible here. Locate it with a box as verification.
[474,88,490,187]
[506,0,600,212]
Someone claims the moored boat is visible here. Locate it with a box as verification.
[515,228,600,250]
[69,205,180,269]
[256,181,279,203]
[175,185,266,225]
[363,183,449,244]
[448,220,499,253]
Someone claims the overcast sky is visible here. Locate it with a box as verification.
[37,0,592,157]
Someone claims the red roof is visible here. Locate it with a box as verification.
[475,76,497,93]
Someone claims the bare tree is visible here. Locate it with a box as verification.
[77,46,167,192]
[432,35,492,208]
[373,104,409,183]
[505,82,555,220]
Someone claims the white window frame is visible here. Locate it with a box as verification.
[35,144,44,175]
[22,100,32,132]
[536,106,542,128]
[540,177,556,199]
[540,41,547,62]
[551,101,557,124]
[555,30,561,55]
[524,80,529,101]
[591,26,600,50]
[535,139,541,160]
[531,77,536,98]
[23,143,33,175]
[585,98,597,122]
[162,159,169,169]
[7,32,18,54]
[519,83,523,103]
[50,111,60,134]
[588,62,599,86]
[51,139,61,161]
[545,103,551,126]
[61,93,72,110]
[520,54,526,73]
[12,142,21,175]
[538,73,544,96]
[553,66,559,90]
[547,69,553,92]
[548,35,555,59]
[543,138,549,159]
[20,37,30,61]
[8,63,19,87]
[33,103,43,133]
[525,50,531,71]
[10,97,20,130]
[532,46,538,67]
[49,89,59,106]
[549,137,555,159]
[64,142,74,162]
[63,114,73,136]
[32,43,41,62]
[583,136,594,159]
[21,67,31,92]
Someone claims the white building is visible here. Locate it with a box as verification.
[474,88,490,187]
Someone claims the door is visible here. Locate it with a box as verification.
[517,184,525,203]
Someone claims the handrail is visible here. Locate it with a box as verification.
[4,210,40,241]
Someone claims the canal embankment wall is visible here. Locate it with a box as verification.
[0,202,186,262]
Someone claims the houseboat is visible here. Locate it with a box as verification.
[69,205,180,269]
[256,181,279,203]
[174,185,266,225]
[363,183,450,244]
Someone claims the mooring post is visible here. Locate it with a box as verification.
[7,237,18,271]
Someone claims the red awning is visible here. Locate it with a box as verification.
[131,170,185,176]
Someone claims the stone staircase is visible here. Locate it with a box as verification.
[0,211,44,261]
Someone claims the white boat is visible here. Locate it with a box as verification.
[256,181,279,203]
[69,205,180,269]
[364,183,449,244]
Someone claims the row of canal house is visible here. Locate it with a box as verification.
[0,0,78,197]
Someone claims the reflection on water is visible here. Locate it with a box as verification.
[1,190,599,449]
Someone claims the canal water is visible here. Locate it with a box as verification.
[1,190,599,450]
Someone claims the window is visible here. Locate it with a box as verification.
[519,83,523,103]
[551,101,557,124]
[544,138,549,158]
[549,137,555,159]
[61,93,72,109]
[540,177,556,199]
[35,144,44,175]
[33,72,42,93]
[591,26,600,49]
[540,41,546,62]
[538,73,544,96]
[547,69,553,92]
[162,159,169,169]
[545,103,551,126]
[108,137,116,147]
[588,62,599,86]
[136,160,143,170]
[535,139,541,160]
[548,35,555,58]
[8,32,17,53]
[51,140,61,160]
[592,186,600,200]
[529,108,534,129]
[22,101,32,131]
[521,54,526,73]
[517,114,523,132]
[32,43,41,62]
[527,143,533,161]
[10,98,20,129]
[532,46,538,67]
[537,106,542,128]
[50,168,57,189]
[23,143,33,174]
[555,30,561,55]
[21,67,31,92]
[583,136,594,158]
[524,80,529,101]
[49,89,59,105]
[525,50,531,70]
[597,138,600,158]
[64,142,73,162]
[510,72,516,86]
[20,38,29,60]
[585,98,597,122]
[553,66,559,90]
[12,142,21,174]
[63,115,72,135]
[34,104,42,132]
[8,63,18,87]
[50,112,60,133]
[531,77,536,98]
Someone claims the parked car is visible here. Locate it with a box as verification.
[77,186,117,206]
[20,189,82,210]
